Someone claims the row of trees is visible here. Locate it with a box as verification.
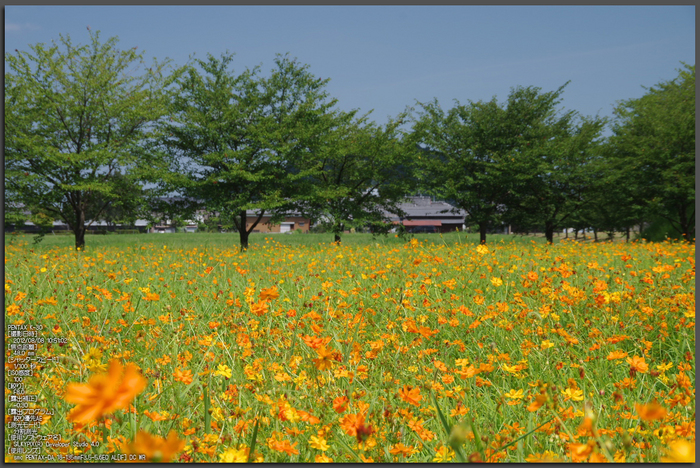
[5,31,695,250]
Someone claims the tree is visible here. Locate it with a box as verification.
[510,107,606,244]
[411,97,512,244]
[161,53,339,251]
[300,112,417,243]
[4,30,177,250]
[608,63,695,241]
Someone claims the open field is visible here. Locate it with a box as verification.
[4,234,695,462]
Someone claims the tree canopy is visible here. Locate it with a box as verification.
[160,53,340,250]
[607,63,695,241]
[5,30,177,249]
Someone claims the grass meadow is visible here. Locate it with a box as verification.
[4,231,695,462]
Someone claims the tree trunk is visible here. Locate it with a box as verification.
[239,229,249,251]
[479,222,487,244]
[565,228,568,239]
[678,204,694,241]
[74,207,86,250]
[239,210,249,251]
[593,229,598,242]
[74,227,86,250]
[544,222,555,244]
[334,223,344,244]
[626,226,630,242]
[574,229,578,240]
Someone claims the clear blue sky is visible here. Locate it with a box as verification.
[5,5,695,134]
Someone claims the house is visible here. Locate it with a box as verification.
[384,196,467,233]
[245,211,311,233]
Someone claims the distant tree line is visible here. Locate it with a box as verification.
[5,31,695,250]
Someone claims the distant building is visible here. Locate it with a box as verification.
[244,211,311,233]
[384,196,467,233]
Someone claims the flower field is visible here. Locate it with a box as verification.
[4,233,695,462]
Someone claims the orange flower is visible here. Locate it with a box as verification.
[527,394,548,412]
[143,410,169,422]
[333,396,349,413]
[568,441,594,462]
[143,292,160,301]
[120,430,184,462]
[399,385,422,407]
[64,359,147,424]
[626,355,648,373]
[635,401,667,422]
[389,442,417,457]
[269,438,299,456]
[339,412,368,438]
[606,350,628,360]
[173,368,193,385]
[250,300,269,317]
[259,286,280,302]
[301,335,332,350]
[312,346,336,371]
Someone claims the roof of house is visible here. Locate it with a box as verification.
[383,196,467,222]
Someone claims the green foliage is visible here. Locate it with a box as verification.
[4,29,179,250]
[161,53,340,250]
[608,63,695,241]
[412,83,604,244]
[507,89,607,243]
[411,96,512,243]
[300,112,418,243]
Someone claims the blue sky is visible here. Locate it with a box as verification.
[5,5,695,134]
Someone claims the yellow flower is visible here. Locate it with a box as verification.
[214,364,232,379]
[219,447,247,462]
[432,445,455,462]
[309,435,329,451]
[660,439,695,463]
[490,277,503,287]
[540,340,555,350]
[561,388,584,402]
[476,244,489,255]
[503,389,524,400]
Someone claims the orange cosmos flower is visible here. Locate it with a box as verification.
[389,442,417,457]
[399,385,422,407]
[339,412,370,438]
[173,368,194,385]
[312,346,335,371]
[64,359,147,424]
[626,355,648,374]
[143,292,160,301]
[333,395,349,413]
[259,286,280,302]
[606,350,628,360]
[120,430,184,462]
[635,400,667,422]
[568,441,594,462]
[250,300,269,317]
[527,394,548,412]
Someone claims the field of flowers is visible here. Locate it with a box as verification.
[4,233,695,462]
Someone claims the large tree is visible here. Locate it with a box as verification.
[4,30,176,249]
[411,97,512,243]
[300,112,417,243]
[161,53,339,250]
[607,63,695,241]
[508,106,606,244]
